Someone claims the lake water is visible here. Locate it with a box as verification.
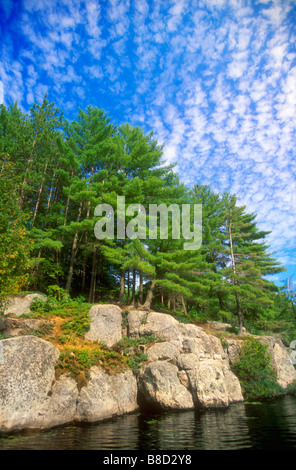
[1,396,296,450]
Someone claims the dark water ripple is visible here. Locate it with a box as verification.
[1,396,296,450]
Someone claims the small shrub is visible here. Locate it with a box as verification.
[126,353,148,371]
[231,337,283,401]
[55,345,127,381]
[114,335,158,371]
[56,348,103,378]
[220,337,229,350]
[47,285,69,302]
[286,380,296,396]
[30,296,54,313]
[61,310,90,337]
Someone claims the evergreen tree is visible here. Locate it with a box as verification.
[221,193,285,334]
[0,97,289,337]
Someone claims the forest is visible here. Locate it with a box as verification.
[0,96,295,341]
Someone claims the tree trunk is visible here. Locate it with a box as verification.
[139,271,143,304]
[119,269,125,304]
[63,170,74,226]
[181,294,187,315]
[143,281,155,309]
[65,201,82,294]
[32,161,48,226]
[236,293,244,335]
[81,262,86,292]
[46,172,56,214]
[131,268,136,304]
[127,269,130,304]
[88,246,97,303]
[82,167,94,295]
[229,209,244,334]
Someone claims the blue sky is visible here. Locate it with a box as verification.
[0,0,295,288]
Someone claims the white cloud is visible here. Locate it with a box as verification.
[85,2,101,37]
[1,0,295,278]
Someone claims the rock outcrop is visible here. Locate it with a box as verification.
[0,336,60,431]
[131,310,243,410]
[85,304,122,347]
[0,335,138,432]
[256,336,296,389]
[1,305,295,433]
[2,293,47,316]
[77,367,138,422]
[222,335,296,389]
[138,360,195,410]
[0,317,52,337]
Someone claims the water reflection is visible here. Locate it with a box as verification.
[245,396,296,449]
[1,397,296,450]
[195,406,252,450]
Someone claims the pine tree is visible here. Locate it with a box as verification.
[62,106,115,296]
[221,193,285,334]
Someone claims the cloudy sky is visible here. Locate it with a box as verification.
[0,0,295,287]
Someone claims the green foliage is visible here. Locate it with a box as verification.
[30,288,90,319]
[220,337,229,350]
[0,97,292,337]
[61,310,90,337]
[285,380,296,396]
[231,337,283,400]
[0,157,35,305]
[56,348,102,377]
[56,346,126,380]
[114,335,159,371]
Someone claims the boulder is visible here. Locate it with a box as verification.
[128,310,184,343]
[127,310,147,337]
[28,375,79,430]
[146,340,181,362]
[76,366,138,422]
[138,360,194,410]
[0,336,60,431]
[0,335,139,432]
[226,338,243,365]
[85,304,123,347]
[207,321,232,331]
[130,309,244,409]
[187,358,242,408]
[2,293,47,316]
